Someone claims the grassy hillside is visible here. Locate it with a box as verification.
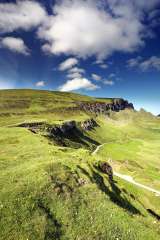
[0,89,92,126]
[0,89,160,240]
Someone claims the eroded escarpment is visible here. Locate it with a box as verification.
[45,120,99,149]
[78,99,134,115]
[16,119,100,149]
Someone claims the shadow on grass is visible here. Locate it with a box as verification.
[65,127,100,147]
[48,127,100,149]
[78,165,141,215]
[37,200,63,240]
[147,209,160,221]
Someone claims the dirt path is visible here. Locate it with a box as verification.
[92,144,160,196]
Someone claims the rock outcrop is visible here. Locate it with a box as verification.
[99,162,113,181]
[16,121,45,128]
[49,121,76,136]
[78,99,134,115]
[81,118,98,131]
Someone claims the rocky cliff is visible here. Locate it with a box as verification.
[81,118,98,130]
[78,99,134,115]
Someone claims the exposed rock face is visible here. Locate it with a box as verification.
[81,118,98,131]
[50,121,76,136]
[16,121,45,133]
[16,121,45,128]
[78,99,134,115]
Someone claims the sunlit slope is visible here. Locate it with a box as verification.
[0,126,160,240]
[0,89,92,126]
[0,89,117,126]
[0,90,160,239]
[87,109,160,190]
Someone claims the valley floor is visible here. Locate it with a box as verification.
[93,143,160,196]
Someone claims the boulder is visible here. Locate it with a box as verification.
[99,162,113,181]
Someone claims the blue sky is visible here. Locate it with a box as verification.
[0,0,160,115]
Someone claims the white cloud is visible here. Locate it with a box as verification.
[92,74,101,81]
[37,0,159,59]
[99,64,108,69]
[140,56,160,71]
[59,57,78,71]
[0,37,30,55]
[66,65,85,79]
[35,81,45,87]
[104,80,114,86]
[127,56,142,68]
[94,60,108,69]
[67,72,82,79]
[0,0,46,33]
[128,56,160,71]
[68,67,85,74]
[59,77,99,92]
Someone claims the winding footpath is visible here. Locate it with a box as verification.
[92,144,160,197]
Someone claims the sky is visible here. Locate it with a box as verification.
[0,0,160,115]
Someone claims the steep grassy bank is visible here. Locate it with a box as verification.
[0,90,160,240]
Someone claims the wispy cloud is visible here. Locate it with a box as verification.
[128,56,160,71]
[67,72,82,79]
[58,58,78,71]
[104,80,114,86]
[68,67,85,74]
[99,64,108,69]
[0,37,30,55]
[109,73,116,78]
[92,74,102,81]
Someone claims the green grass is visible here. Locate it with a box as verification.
[0,90,160,240]
[0,89,95,126]
[88,111,160,187]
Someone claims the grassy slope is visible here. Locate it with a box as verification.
[0,90,160,240]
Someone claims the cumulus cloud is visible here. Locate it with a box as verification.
[0,37,30,55]
[0,0,46,33]
[35,81,45,87]
[92,74,101,81]
[59,57,78,71]
[128,56,160,71]
[59,77,99,92]
[104,80,114,86]
[38,0,159,59]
